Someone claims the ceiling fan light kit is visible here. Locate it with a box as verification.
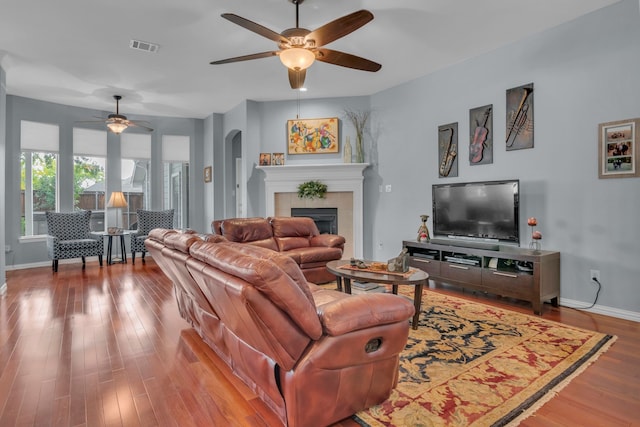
[106,120,128,135]
[279,47,315,70]
[210,0,380,89]
[76,95,153,134]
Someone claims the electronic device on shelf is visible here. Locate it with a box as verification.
[432,179,520,246]
[444,256,480,266]
[516,261,534,272]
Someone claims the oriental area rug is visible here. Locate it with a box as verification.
[352,290,616,427]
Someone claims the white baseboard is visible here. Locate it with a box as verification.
[560,297,640,323]
[5,254,152,271]
[5,256,103,271]
[0,282,6,295]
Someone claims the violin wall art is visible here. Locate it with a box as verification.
[469,104,493,165]
[506,83,534,151]
[287,117,339,154]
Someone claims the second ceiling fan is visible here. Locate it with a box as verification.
[210,0,381,89]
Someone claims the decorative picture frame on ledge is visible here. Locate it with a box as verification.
[287,117,339,154]
[204,166,212,183]
[259,153,271,166]
[598,118,639,179]
[272,152,285,165]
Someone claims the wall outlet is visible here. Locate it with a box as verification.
[590,269,600,282]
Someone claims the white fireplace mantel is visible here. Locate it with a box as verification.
[257,163,369,258]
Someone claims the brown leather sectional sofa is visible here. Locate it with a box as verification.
[146,229,415,427]
[211,216,345,284]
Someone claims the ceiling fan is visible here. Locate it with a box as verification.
[77,95,153,134]
[210,0,381,89]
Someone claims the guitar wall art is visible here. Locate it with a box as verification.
[469,105,493,165]
[506,83,534,150]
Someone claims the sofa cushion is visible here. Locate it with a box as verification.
[222,242,315,302]
[271,216,318,251]
[221,218,279,252]
[285,246,343,264]
[189,241,322,339]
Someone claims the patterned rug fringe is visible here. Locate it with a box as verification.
[504,334,617,426]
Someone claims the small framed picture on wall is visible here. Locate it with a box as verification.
[598,118,640,178]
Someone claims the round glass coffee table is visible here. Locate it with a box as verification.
[326,259,429,330]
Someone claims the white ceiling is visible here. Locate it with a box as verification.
[0,0,619,119]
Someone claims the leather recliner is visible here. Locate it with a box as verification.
[146,229,415,427]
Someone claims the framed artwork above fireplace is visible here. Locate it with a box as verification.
[287,117,339,154]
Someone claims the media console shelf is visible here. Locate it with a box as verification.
[403,240,560,314]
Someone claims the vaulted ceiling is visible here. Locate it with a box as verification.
[0,0,619,118]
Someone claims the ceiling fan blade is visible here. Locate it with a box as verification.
[75,120,107,125]
[315,48,381,72]
[305,10,373,47]
[210,51,279,65]
[127,121,154,132]
[288,68,306,89]
[221,13,290,44]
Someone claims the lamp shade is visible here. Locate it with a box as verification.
[107,191,128,208]
[279,48,315,70]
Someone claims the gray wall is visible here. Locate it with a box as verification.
[365,0,639,315]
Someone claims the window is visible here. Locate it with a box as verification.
[73,128,107,232]
[121,133,152,230]
[20,121,59,236]
[162,135,190,229]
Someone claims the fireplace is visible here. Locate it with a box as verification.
[292,208,338,235]
[258,163,368,258]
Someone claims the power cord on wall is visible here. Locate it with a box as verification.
[573,277,602,311]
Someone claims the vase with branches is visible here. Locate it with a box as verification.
[343,109,371,163]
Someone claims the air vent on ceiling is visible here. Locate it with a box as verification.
[129,39,159,53]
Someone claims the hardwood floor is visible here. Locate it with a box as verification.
[1,260,638,426]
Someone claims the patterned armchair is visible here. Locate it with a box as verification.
[131,209,174,264]
[45,210,104,272]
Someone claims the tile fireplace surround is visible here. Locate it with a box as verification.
[257,163,368,259]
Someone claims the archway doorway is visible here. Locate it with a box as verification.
[224,130,243,218]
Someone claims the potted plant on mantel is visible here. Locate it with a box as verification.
[343,108,371,163]
[297,180,327,199]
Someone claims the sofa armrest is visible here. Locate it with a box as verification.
[310,234,345,249]
[89,232,103,243]
[317,293,415,336]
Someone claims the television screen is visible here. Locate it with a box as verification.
[432,180,519,244]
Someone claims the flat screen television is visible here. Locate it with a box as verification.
[432,179,520,245]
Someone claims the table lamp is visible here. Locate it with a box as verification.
[107,191,128,233]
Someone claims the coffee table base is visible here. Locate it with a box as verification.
[335,276,424,330]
